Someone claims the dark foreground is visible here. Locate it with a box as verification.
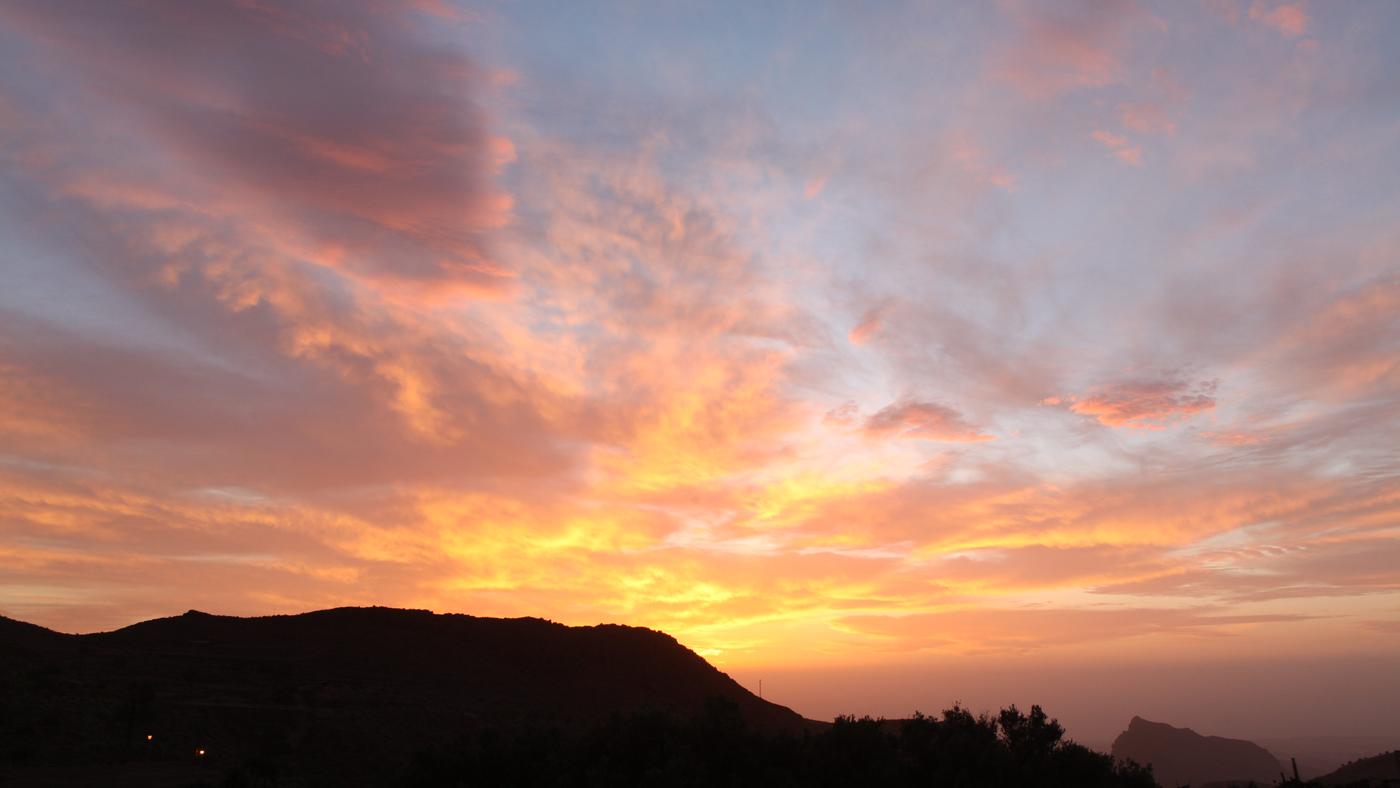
[5,700,1160,788]
[1,607,1389,786]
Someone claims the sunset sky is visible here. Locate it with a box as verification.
[1,1,1398,740]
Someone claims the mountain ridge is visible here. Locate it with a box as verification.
[1,605,813,785]
[1,605,807,728]
[1315,749,1400,786]
[1112,715,1283,787]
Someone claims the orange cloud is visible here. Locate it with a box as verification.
[0,362,89,445]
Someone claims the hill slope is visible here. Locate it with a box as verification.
[0,607,807,782]
[1317,749,1400,786]
[1111,716,1282,787]
[1258,736,1400,780]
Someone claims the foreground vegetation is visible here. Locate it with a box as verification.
[390,701,1157,788]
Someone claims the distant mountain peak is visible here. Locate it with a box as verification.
[1113,716,1282,788]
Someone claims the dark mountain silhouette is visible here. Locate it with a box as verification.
[0,612,66,649]
[1315,749,1400,786]
[1112,716,1282,787]
[1,607,803,784]
[106,607,807,731]
[0,606,1157,787]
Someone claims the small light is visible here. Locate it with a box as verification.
[196,748,206,757]
[146,734,153,741]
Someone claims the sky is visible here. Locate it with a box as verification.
[1,0,1398,741]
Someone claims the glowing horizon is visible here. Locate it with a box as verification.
[1,0,1397,736]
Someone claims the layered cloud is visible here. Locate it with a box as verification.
[1,0,513,296]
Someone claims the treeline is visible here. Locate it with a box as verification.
[375,701,1158,788]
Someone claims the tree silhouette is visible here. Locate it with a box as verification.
[393,700,1161,787]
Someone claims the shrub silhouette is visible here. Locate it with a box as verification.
[397,699,1159,788]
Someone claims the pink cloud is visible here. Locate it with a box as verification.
[1049,379,1217,428]
[947,135,1018,190]
[993,0,1138,99]
[1249,1,1309,37]
[849,303,891,345]
[1119,102,1176,135]
[1091,129,1144,166]
[863,400,993,442]
[1200,419,1300,448]
[823,401,860,427]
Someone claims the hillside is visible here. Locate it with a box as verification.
[0,607,806,784]
[1317,749,1400,786]
[1258,736,1400,780]
[0,607,1175,787]
[1112,716,1283,787]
